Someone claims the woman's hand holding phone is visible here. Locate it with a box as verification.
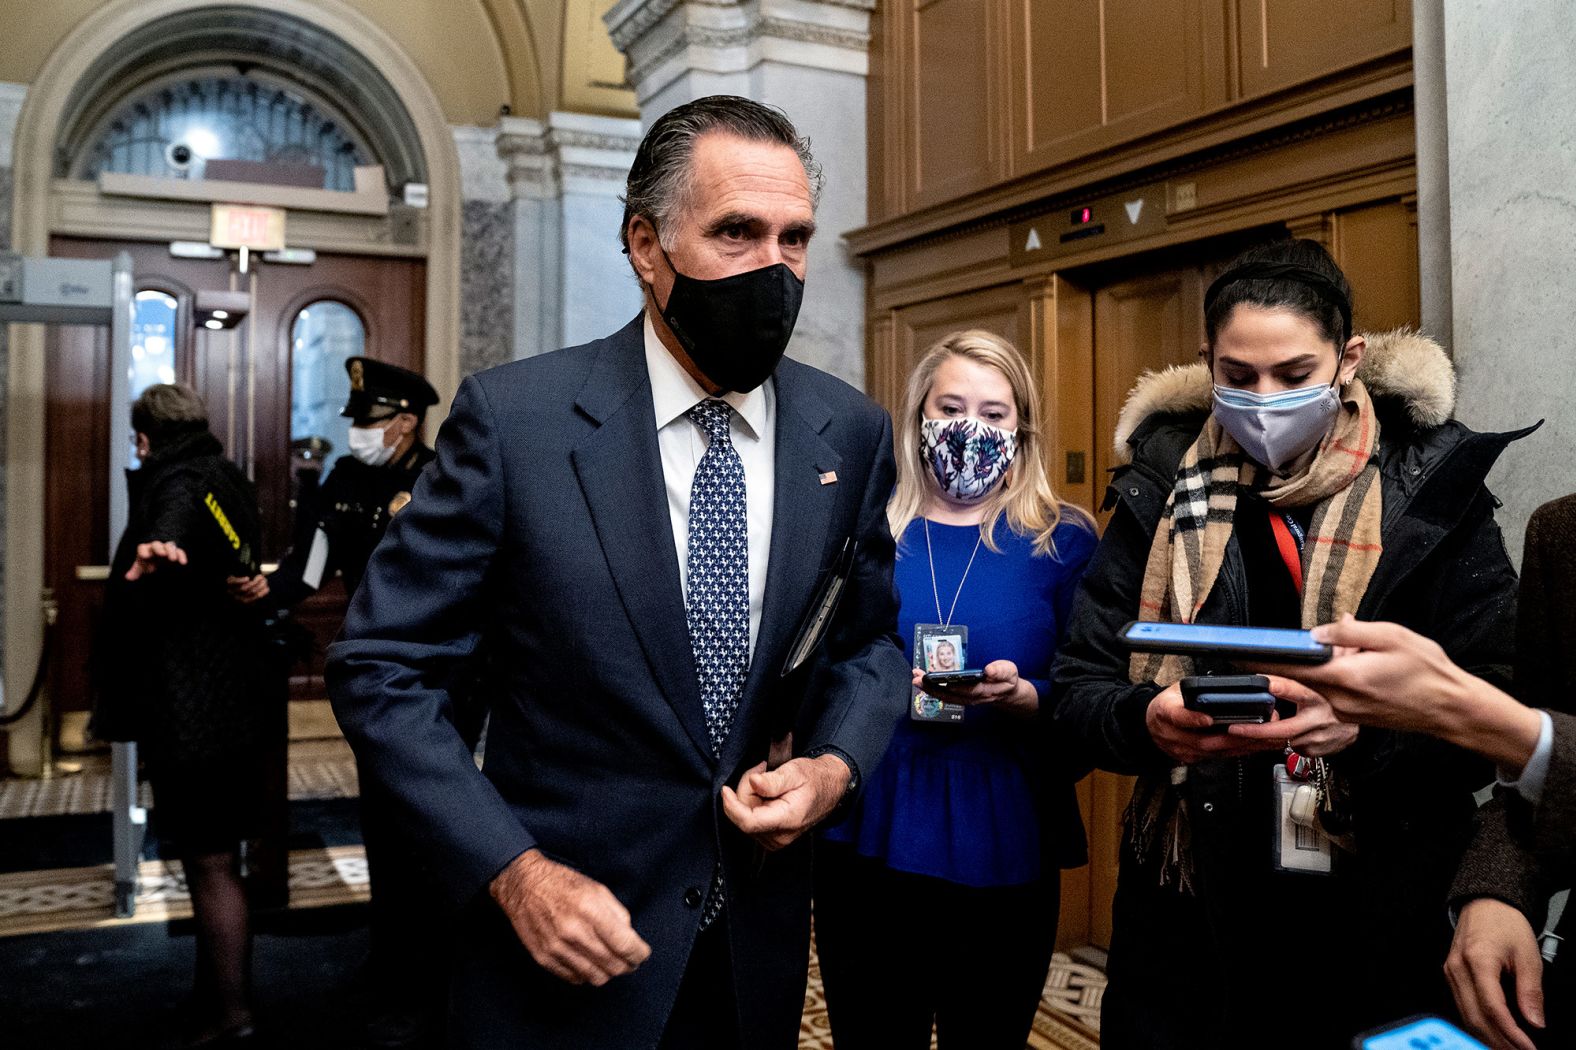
[1227,674,1360,758]
[1145,683,1286,764]
[912,660,1037,714]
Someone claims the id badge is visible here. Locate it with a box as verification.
[911,623,967,724]
[1272,765,1332,875]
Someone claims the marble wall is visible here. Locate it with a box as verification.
[558,183,642,347]
[501,112,643,358]
[606,0,875,390]
[1435,0,1576,559]
[454,124,517,378]
[753,63,869,390]
[460,198,515,377]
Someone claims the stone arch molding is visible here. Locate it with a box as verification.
[55,8,430,187]
[4,0,462,773]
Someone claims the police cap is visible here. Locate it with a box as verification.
[341,357,439,424]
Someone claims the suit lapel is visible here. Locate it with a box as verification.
[570,323,712,765]
[721,363,842,774]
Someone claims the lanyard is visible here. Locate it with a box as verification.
[1268,511,1305,595]
[924,519,983,629]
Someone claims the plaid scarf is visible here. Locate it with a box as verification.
[1126,378,1384,890]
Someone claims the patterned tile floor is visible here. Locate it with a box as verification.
[0,738,359,820]
[0,730,1105,1047]
[0,845,371,938]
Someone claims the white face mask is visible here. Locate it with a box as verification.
[347,424,397,467]
[1212,382,1340,473]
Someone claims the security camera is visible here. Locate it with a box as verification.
[166,142,194,169]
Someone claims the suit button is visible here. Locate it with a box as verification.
[683,887,703,909]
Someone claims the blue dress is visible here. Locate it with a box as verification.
[823,516,1097,887]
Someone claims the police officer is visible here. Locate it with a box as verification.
[235,357,449,1048]
[265,357,439,607]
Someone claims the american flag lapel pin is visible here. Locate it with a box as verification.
[819,470,838,485]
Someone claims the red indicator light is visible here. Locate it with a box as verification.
[1070,207,1093,225]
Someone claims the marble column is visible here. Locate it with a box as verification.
[498,112,644,359]
[1415,0,1576,560]
[603,0,874,388]
[453,123,517,377]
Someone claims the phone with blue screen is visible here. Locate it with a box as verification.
[1353,1015,1488,1050]
[1119,621,1333,664]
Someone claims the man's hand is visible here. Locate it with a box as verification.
[1445,898,1545,1050]
[721,754,849,851]
[911,660,1037,715]
[1252,616,1542,770]
[1145,682,1285,765]
[488,849,651,986]
[1226,674,1360,757]
[226,574,270,604]
[125,540,187,581]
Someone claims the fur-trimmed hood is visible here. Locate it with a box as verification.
[1111,328,1456,464]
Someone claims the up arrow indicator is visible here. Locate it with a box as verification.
[1024,228,1042,251]
[1124,199,1145,224]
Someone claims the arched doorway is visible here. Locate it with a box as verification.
[5,0,462,773]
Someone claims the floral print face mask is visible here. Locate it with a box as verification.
[920,417,1019,503]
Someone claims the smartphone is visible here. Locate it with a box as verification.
[1120,621,1333,664]
[1179,674,1275,724]
[1353,1015,1488,1050]
[921,669,986,691]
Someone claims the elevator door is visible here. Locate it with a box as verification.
[1055,235,1256,952]
[44,237,426,724]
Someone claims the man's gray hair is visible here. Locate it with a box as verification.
[619,95,823,253]
[132,383,209,441]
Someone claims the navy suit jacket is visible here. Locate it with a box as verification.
[326,316,909,1048]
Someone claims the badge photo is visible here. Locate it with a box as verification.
[911,623,967,724]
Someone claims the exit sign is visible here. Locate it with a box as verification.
[210,204,286,251]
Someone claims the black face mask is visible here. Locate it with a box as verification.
[657,249,805,393]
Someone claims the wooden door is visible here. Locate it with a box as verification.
[44,237,425,727]
[1071,265,1206,949]
[1052,236,1258,951]
[870,283,1030,415]
[1092,269,1206,514]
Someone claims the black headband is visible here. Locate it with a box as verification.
[1204,261,1352,342]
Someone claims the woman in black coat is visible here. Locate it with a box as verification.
[94,383,273,1046]
[1050,240,1535,1048]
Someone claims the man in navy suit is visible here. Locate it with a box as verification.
[327,95,909,1049]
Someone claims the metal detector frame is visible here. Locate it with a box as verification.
[0,251,144,916]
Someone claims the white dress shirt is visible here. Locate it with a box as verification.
[643,313,776,655]
[1498,709,1555,805]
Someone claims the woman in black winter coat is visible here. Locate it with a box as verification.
[94,383,274,1046]
[1049,240,1536,1049]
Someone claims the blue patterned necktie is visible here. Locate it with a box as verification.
[685,398,749,927]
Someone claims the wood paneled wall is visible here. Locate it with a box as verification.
[855,0,1421,958]
[872,0,1412,223]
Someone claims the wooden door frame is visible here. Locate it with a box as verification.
[4,0,461,776]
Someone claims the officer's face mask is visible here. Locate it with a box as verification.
[347,423,397,467]
[920,416,1018,503]
[655,245,804,394]
[1211,354,1343,474]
